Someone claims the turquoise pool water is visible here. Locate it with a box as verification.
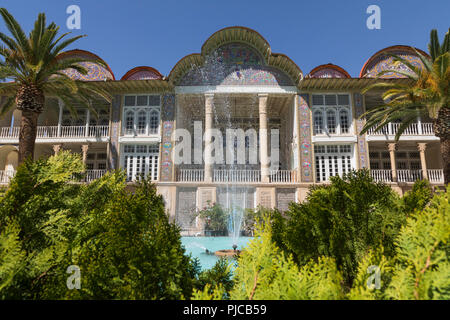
[181,236,253,270]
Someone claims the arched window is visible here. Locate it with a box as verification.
[326,109,336,134]
[137,110,147,135]
[125,111,134,135]
[149,110,159,134]
[339,109,349,134]
[314,111,324,135]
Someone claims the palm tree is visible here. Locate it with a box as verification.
[0,8,111,164]
[361,28,450,184]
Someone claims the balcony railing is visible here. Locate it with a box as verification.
[70,170,108,183]
[427,169,444,184]
[0,125,109,139]
[370,169,393,183]
[177,169,297,183]
[1,169,109,185]
[371,169,443,183]
[213,169,261,183]
[397,169,423,182]
[84,170,107,182]
[0,170,15,184]
[269,170,298,183]
[366,123,434,136]
[177,169,204,182]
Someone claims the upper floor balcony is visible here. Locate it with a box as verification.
[0,125,109,143]
[371,169,444,184]
[176,168,299,184]
[366,122,439,141]
[0,169,109,185]
[174,168,444,185]
[1,167,444,186]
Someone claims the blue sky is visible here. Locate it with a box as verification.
[1,0,449,79]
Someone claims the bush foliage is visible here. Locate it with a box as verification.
[270,170,434,287]
[0,151,196,299]
[0,154,448,300]
[194,185,449,300]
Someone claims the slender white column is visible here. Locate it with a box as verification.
[259,94,269,183]
[204,94,214,182]
[417,115,423,135]
[388,143,397,182]
[417,142,428,179]
[85,109,90,137]
[57,100,63,137]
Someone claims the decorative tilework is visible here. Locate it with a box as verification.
[179,43,293,86]
[363,52,425,79]
[121,67,163,80]
[160,94,175,181]
[108,95,121,170]
[217,43,263,65]
[298,94,313,182]
[126,70,161,80]
[310,68,348,78]
[60,52,114,81]
[354,93,369,169]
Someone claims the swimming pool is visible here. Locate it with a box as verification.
[181,236,253,270]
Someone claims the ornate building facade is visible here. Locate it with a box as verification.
[0,27,445,233]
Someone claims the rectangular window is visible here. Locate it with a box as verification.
[397,162,407,169]
[123,144,159,182]
[136,95,148,106]
[312,95,324,106]
[370,162,379,169]
[337,94,350,105]
[311,94,351,135]
[97,163,106,170]
[315,144,354,182]
[123,95,161,136]
[410,162,421,170]
[325,95,337,106]
[124,96,136,106]
[148,95,161,106]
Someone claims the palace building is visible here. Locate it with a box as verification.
[0,27,445,233]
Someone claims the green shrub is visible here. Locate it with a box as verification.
[385,185,450,300]
[193,220,344,300]
[194,258,234,299]
[271,170,406,287]
[0,151,196,299]
[401,179,433,215]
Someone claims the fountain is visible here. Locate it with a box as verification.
[194,48,255,258]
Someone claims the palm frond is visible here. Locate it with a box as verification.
[0,95,15,116]
[388,53,422,76]
[0,8,32,60]
[378,68,418,80]
[394,114,420,141]
[428,29,440,62]
[442,28,450,55]
[50,34,86,56]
